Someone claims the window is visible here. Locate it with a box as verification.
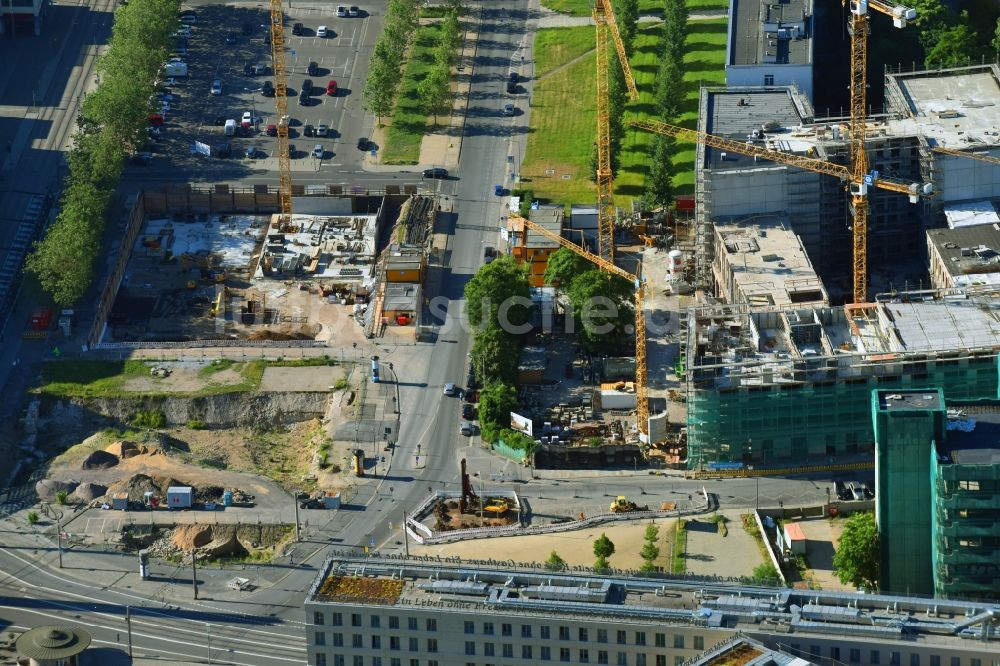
[851,650,861,663]
[502,623,512,637]
[764,74,775,86]
[891,652,901,666]
[579,628,589,642]
[503,644,513,658]
[390,637,400,651]
[561,647,571,662]
[427,639,438,653]
[373,660,382,666]
[465,642,476,656]
[389,616,399,629]
[655,633,665,648]
[635,632,646,646]
[581,649,590,663]
[930,657,940,666]
[598,629,608,644]
[523,646,533,660]
[656,657,666,666]
[352,634,362,648]
[971,660,981,666]
[599,651,609,665]
[811,646,822,658]
[522,625,532,638]
[371,636,381,649]
[617,630,627,645]
[371,616,381,629]
[332,612,343,626]
[333,657,343,666]
[675,658,685,666]
[315,632,326,646]
[911,655,920,666]
[408,618,418,631]
[694,636,703,651]
[409,661,418,666]
[465,621,475,635]
[314,612,325,625]
[409,638,418,652]
[485,643,495,657]
[636,655,647,666]
[542,647,552,661]
[353,657,364,666]
[618,652,628,666]
[352,613,362,627]
[316,656,327,666]
[426,619,437,632]
[559,627,570,640]
[428,662,438,666]
[832,648,840,662]
[541,626,551,640]
[872,651,881,664]
[950,659,960,666]
[673,635,685,649]
[333,633,343,647]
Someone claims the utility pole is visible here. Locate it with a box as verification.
[207,623,212,664]
[293,491,301,541]
[55,519,62,569]
[192,554,198,599]
[125,606,133,657]
[402,510,409,557]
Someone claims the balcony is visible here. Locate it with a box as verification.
[935,521,1000,538]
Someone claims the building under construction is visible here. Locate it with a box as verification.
[683,64,1000,467]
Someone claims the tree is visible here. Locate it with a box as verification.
[653,56,684,120]
[543,247,592,291]
[993,18,1000,57]
[924,20,983,69]
[463,256,532,331]
[567,269,634,352]
[750,561,779,584]
[612,0,639,54]
[418,64,452,124]
[478,382,519,443]
[470,324,520,385]
[642,133,674,210]
[593,532,616,571]
[662,0,688,63]
[362,58,397,123]
[639,523,660,571]
[26,511,38,525]
[545,550,567,571]
[833,511,880,591]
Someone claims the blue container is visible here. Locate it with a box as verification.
[223,490,233,507]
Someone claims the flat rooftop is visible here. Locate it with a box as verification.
[703,89,812,170]
[944,200,1000,229]
[690,637,815,666]
[877,390,943,413]
[941,408,1000,465]
[688,289,1000,389]
[307,555,1000,648]
[928,224,1000,282]
[525,207,563,249]
[729,0,812,67]
[255,213,376,281]
[714,213,827,308]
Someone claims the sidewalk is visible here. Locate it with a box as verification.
[536,8,727,27]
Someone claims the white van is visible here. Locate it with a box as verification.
[224,119,236,136]
[164,61,188,77]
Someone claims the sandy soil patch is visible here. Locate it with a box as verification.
[411,519,677,570]
[121,365,246,393]
[259,366,347,392]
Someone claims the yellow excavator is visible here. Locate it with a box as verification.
[610,495,648,513]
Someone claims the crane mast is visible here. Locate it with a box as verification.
[269,0,292,228]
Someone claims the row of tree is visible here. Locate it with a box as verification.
[642,0,688,211]
[26,0,181,306]
[591,0,639,180]
[361,0,423,123]
[417,3,463,123]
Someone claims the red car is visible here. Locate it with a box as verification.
[266,123,277,136]
[326,80,337,96]
[148,113,164,126]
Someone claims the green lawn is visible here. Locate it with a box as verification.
[521,15,728,206]
[540,0,728,17]
[381,23,445,164]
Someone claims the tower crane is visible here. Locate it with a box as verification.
[517,215,650,439]
[932,146,1000,166]
[269,0,293,229]
[593,0,638,261]
[632,0,930,305]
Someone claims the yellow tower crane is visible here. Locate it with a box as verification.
[517,215,650,439]
[932,146,1000,166]
[269,0,293,229]
[593,0,638,261]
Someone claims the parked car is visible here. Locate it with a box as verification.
[317,25,329,37]
[507,71,518,93]
[462,403,476,420]
[308,61,319,76]
[422,167,448,179]
[502,103,515,116]
[148,113,164,126]
[298,91,309,106]
[348,5,359,16]
[316,124,329,137]
[312,144,324,158]
[302,79,313,94]
[443,383,457,397]
[179,10,196,22]
[303,124,315,137]
[292,22,304,35]
[245,145,260,159]
[336,5,347,16]
[326,80,337,96]
[262,81,275,97]
[241,111,253,126]
[288,143,296,158]
[215,142,232,158]
[210,79,222,96]
[494,184,504,196]
[357,137,370,151]
[266,123,277,136]
[459,422,476,436]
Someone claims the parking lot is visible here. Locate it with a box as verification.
[137,2,383,182]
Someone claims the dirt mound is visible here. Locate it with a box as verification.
[106,441,146,458]
[246,323,320,341]
[72,482,107,502]
[172,524,214,550]
[107,474,164,501]
[82,450,119,470]
[195,485,224,503]
[35,479,78,502]
[153,475,185,492]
